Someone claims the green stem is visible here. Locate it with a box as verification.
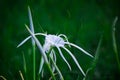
[46,47,56,80]
[46,63,56,80]
[33,44,36,80]
[19,70,24,80]
[22,52,27,80]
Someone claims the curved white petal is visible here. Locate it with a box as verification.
[52,49,56,63]
[49,55,64,80]
[62,47,86,76]
[17,36,31,48]
[58,34,69,42]
[41,68,44,77]
[57,46,71,70]
[49,51,56,72]
[58,34,70,47]
[17,33,46,48]
[65,42,93,58]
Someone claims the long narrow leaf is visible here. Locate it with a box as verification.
[25,25,48,63]
[39,57,44,73]
[28,6,35,45]
[112,16,120,71]
[22,52,27,80]
[83,35,103,80]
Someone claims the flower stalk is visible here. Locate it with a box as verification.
[28,6,36,80]
[25,25,56,80]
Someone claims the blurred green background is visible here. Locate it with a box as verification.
[0,0,120,80]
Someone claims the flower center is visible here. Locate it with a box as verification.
[43,34,65,52]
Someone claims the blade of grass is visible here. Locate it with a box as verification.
[22,52,27,80]
[0,76,7,80]
[92,35,103,67]
[112,16,120,71]
[83,35,103,80]
[19,70,24,80]
[28,6,36,80]
[39,56,44,74]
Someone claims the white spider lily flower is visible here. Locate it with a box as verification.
[43,34,93,57]
[43,34,65,52]
[17,30,93,76]
[42,34,93,76]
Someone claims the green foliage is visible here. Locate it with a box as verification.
[0,0,120,80]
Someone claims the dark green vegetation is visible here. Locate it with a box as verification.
[0,0,120,80]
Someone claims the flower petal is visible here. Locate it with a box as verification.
[58,34,70,47]
[66,42,93,58]
[49,51,56,72]
[57,46,71,70]
[17,33,46,48]
[62,47,86,76]
[17,36,31,48]
[49,55,64,80]
[52,49,56,63]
